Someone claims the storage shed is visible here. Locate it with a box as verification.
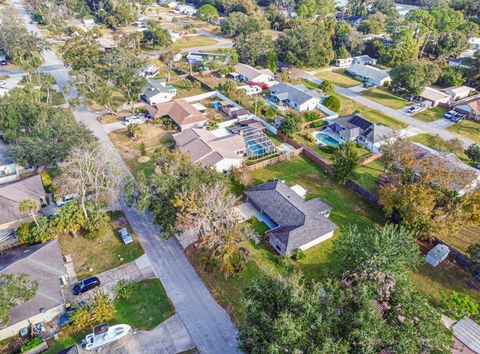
[426,244,450,267]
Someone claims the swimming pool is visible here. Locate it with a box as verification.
[315,132,341,147]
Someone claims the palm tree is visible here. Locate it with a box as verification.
[127,123,142,141]
[19,199,40,227]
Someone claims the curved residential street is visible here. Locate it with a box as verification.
[302,72,474,147]
[11,0,240,352]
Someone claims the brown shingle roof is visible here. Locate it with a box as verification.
[150,99,207,127]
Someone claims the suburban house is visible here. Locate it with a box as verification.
[269,82,323,112]
[83,18,95,29]
[0,240,67,340]
[0,175,47,231]
[237,85,262,96]
[96,37,118,51]
[443,86,476,101]
[452,95,480,120]
[232,63,274,85]
[141,79,177,105]
[176,4,197,16]
[323,114,393,152]
[335,55,377,67]
[245,180,337,256]
[418,87,451,108]
[0,140,19,185]
[186,52,229,65]
[346,64,391,86]
[173,128,246,172]
[412,143,480,195]
[168,30,181,43]
[146,99,207,131]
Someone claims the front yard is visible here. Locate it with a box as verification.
[360,87,410,109]
[413,107,447,122]
[172,35,218,50]
[114,279,175,330]
[335,94,408,130]
[108,124,174,176]
[58,211,144,280]
[446,119,480,144]
[315,69,361,88]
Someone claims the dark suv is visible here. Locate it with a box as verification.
[72,277,101,295]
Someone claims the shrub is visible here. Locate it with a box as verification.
[324,95,340,112]
[304,112,322,122]
[114,279,139,300]
[292,248,306,261]
[319,145,338,154]
[440,291,479,320]
[305,132,316,143]
[311,120,326,128]
[139,142,146,156]
[40,170,53,193]
[21,338,43,353]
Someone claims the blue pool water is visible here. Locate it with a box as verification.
[265,100,281,110]
[315,132,341,147]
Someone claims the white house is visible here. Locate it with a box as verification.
[168,30,181,43]
[418,87,451,108]
[346,64,391,86]
[177,4,197,16]
[443,86,476,101]
[269,82,322,112]
[232,63,274,85]
[141,79,177,105]
[0,241,67,340]
[140,65,159,79]
[238,85,262,96]
[173,128,246,172]
[245,181,337,256]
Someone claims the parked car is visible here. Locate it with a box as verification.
[123,115,142,126]
[476,164,480,171]
[363,82,375,88]
[443,110,456,120]
[56,194,79,207]
[117,227,133,245]
[72,277,101,295]
[451,112,464,122]
[408,105,422,114]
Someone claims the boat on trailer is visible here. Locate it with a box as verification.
[81,323,132,350]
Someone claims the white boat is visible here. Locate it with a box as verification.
[82,323,132,350]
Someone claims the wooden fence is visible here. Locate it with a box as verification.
[244,149,303,171]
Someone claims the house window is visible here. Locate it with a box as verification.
[274,244,281,253]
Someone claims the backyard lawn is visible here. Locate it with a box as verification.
[360,87,410,109]
[114,279,175,330]
[315,69,361,88]
[172,35,217,50]
[335,94,408,130]
[413,107,447,122]
[352,158,384,193]
[447,119,480,144]
[109,124,174,176]
[58,211,144,280]
[174,79,209,98]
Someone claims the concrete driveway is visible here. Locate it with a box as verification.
[66,255,156,303]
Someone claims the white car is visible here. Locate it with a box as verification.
[407,105,422,114]
[123,115,142,126]
[56,194,79,207]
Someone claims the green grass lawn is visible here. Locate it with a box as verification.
[173,79,209,98]
[352,158,384,193]
[58,211,144,280]
[413,107,447,122]
[360,87,410,109]
[335,94,408,130]
[172,35,217,50]
[114,279,175,330]
[447,119,480,144]
[316,69,361,88]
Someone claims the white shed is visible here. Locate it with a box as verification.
[426,244,450,267]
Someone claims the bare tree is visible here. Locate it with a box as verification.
[56,143,125,218]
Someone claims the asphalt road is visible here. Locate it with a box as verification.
[302,72,474,147]
[11,1,239,352]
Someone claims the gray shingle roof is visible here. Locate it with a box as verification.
[0,240,66,327]
[245,180,336,253]
[328,114,393,144]
[142,79,176,100]
[346,64,390,83]
[270,82,323,107]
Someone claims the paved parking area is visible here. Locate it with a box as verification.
[429,117,457,129]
